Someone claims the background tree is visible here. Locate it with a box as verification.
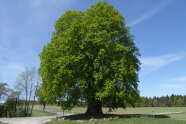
[176,97,183,107]
[36,88,46,111]
[30,75,41,115]
[148,97,153,107]
[139,97,148,107]
[183,96,186,107]
[0,87,27,117]
[39,1,140,115]
[0,83,11,103]
[15,67,40,116]
[153,99,159,107]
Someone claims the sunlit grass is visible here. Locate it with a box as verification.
[46,116,186,124]
[31,109,56,117]
[34,105,186,115]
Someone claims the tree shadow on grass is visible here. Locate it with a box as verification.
[64,114,170,120]
[0,121,6,124]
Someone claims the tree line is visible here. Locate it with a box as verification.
[135,95,186,107]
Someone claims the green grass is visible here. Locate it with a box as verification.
[31,109,56,117]
[34,105,186,114]
[46,115,186,124]
[34,105,186,123]
[168,112,186,119]
[0,122,7,124]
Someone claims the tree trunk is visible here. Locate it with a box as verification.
[15,98,17,112]
[30,94,36,116]
[85,99,103,115]
[43,103,46,111]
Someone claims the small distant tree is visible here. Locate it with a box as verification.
[5,91,23,117]
[153,99,159,107]
[170,94,175,106]
[36,88,46,111]
[176,97,183,107]
[30,76,41,115]
[165,95,171,107]
[0,83,12,117]
[148,98,153,107]
[8,91,21,112]
[0,83,11,103]
[183,96,186,107]
[140,97,148,107]
[0,90,27,117]
[171,96,178,107]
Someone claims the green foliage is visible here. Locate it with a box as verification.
[0,83,11,102]
[153,99,159,107]
[6,99,20,117]
[39,1,140,112]
[0,105,7,117]
[176,97,183,107]
[0,98,26,117]
[36,88,44,104]
[0,91,30,117]
[36,88,46,111]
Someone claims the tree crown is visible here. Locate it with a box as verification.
[39,1,140,111]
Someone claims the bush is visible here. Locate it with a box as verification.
[0,98,31,117]
[0,104,7,117]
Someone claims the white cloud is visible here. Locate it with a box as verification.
[171,77,186,82]
[159,76,186,90]
[160,84,182,89]
[29,0,75,8]
[140,53,184,76]
[129,0,174,27]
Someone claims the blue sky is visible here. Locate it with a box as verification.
[1,0,186,97]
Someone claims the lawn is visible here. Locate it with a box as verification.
[168,112,186,119]
[32,109,56,117]
[0,122,6,124]
[34,105,186,117]
[46,115,186,124]
[34,105,186,123]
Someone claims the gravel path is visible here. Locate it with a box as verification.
[0,112,73,124]
[153,111,183,115]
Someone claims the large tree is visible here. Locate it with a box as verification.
[39,1,140,115]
